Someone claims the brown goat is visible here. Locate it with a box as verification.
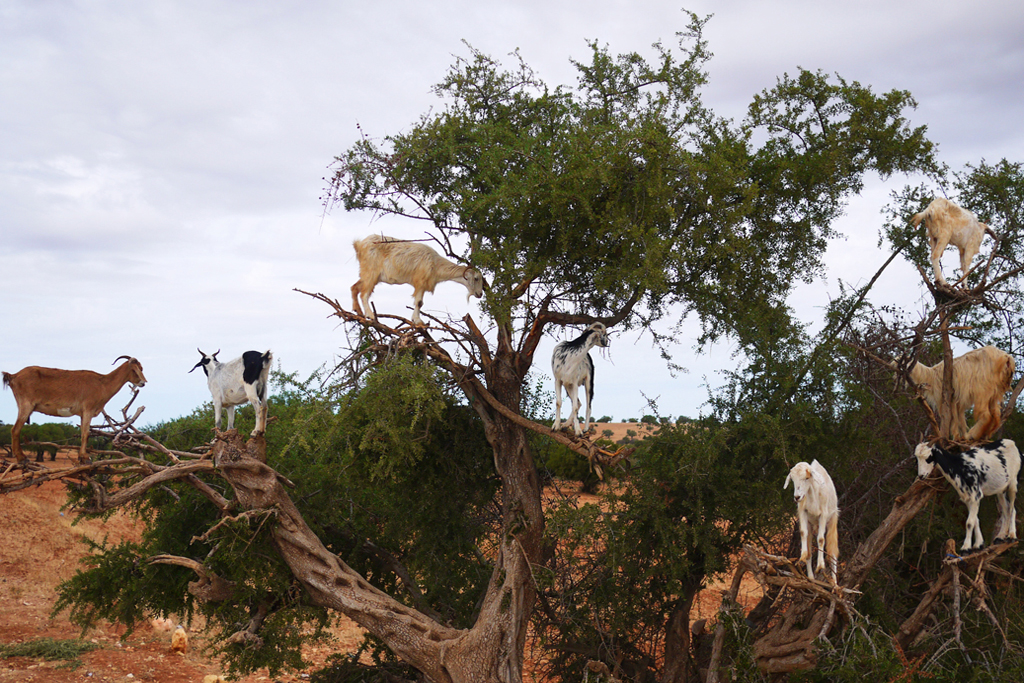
[351,235,484,325]
[897,346,1015,441]
[911,197,996,286]
[2,356,147,464]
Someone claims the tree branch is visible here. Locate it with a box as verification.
[149,555,237,603]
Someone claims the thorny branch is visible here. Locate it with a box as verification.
[294,288,634,476]
[0,397,230,514]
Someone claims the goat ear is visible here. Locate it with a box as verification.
[783,473,792,490]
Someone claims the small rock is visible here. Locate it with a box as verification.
[170,625,188,654]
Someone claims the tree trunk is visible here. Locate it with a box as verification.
[212,338,544,682]
[660,582,702,683]
[456,346,546,682]
[213,432,463,681]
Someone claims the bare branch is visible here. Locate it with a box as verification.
[149,554,237,603]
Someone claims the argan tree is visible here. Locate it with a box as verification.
[313,12,936,681]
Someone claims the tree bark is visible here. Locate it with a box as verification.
[212,431,467,682]
[456,342,545,683]
[660,586,701,683]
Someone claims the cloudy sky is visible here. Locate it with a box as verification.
[2,0,1023,430]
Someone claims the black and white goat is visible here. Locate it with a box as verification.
[915,440,1020,551]
[190,349,273,436]
[551,323,610,436]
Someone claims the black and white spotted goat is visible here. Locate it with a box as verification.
[551,322,610,436]
[190,349,273,436]
[915,440,1020,552]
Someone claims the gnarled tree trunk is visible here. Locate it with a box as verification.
[210,332,545,682]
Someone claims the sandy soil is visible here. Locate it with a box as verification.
[0,448,760,682]
[588,421,661,444]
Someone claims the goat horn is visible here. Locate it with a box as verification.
[113,355,132,365]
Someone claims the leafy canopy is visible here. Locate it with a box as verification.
[328,12,936,353]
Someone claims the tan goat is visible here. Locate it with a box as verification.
[912,197,996,285]
[351,235,484,325]
[2,356,147,464]
[896,346,1015,441]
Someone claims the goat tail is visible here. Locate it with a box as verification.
[1,371,11,390]
[974,410,1003,442]
[1000,355,1016,391]
[826,512,840,566]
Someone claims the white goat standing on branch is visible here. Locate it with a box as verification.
[2,356,147,464]
[351,235,484,325]
[784,460,840,582]
[911,197,996,286]
[190,349,273,437]
[894,345,1015,442]
[551,323,610,436]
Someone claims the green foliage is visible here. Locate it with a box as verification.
[536,416,793,680]
[327,11,935,357]
[0,421,79,458]
[534,439,601,492]
[308,649,420,683]
[347,354,449,479]
[53,537,191,635]
[793,611,1024,683]
[0,637,100,663]
[790,623,910,683]
[55,356,497,678]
